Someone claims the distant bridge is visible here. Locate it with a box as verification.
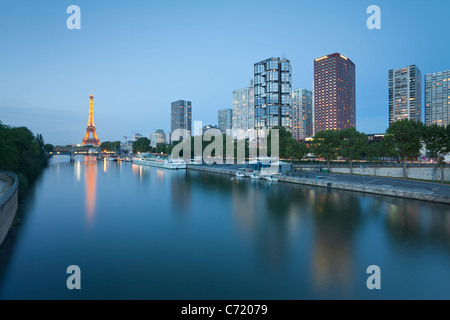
[50,146,102,161]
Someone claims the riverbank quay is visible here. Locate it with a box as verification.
[292,163,450,182]
[0,172,19,247]
[187,164,450,205]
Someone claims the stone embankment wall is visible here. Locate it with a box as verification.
[0,172,19,247]
[294,165,449,182]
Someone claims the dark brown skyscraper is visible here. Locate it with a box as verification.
[313,53,356,133]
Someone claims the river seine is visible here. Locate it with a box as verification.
[0,157,449,299]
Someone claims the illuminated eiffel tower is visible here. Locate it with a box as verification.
[81,93,101,146]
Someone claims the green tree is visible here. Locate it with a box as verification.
[36,133,44,150]
[155,142,167,154]
[311,130,340,170]
[0,122,49,192]
[132,137,152,153]
[268,126,307,162]
[386,119,422,178]
[100,141,121,152]
[422,124,450,183]
[339,128,368,174]
[44,144,54,153]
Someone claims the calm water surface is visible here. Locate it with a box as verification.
[0,157,449,299]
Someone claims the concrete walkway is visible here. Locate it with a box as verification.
[188,165,450,205]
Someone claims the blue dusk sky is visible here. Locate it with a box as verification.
[0,0,449,145]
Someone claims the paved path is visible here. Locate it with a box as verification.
[290,171,450,198]
[189,164,450,203]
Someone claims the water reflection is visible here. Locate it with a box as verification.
[170,170,191,213]
[384,198,450,248]
[310,191,362,295]
[84,159,98,227]
[75,160,81,182]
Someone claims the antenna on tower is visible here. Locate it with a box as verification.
[282,53,286,59]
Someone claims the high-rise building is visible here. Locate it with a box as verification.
[314,53,356,133]
[171,100,192,140]
[232,80,255,138]
[389,65,422,124]
[254,57,292,133]
[292,89,313,141]
[425,70,450,127]
[218,108,233,133]
[150,129,167,147]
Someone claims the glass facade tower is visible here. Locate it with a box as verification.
[218,108,233,133]
[254,57,292,133]
[232,80,255,138]
[171,100,192,140]
[388,65,422,124]
[292,89,313,141]
[425,70,450,127]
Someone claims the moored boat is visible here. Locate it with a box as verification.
[132,154,186,170]
[264,175,279,182]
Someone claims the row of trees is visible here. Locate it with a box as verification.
[100,141,122,152]
[133,127,305,161]
[312,120,450,182]
[0,121,50,191]
[130,120,449,182]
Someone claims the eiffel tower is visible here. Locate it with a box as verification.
[82,93,101,146]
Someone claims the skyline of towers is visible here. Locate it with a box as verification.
[292,88,313,141]
[388,65,422,124]
[171,100,192,140]
[155,58,447,146]
[313,53,356,133]
[425,70,450,127]
[254,57,292,134]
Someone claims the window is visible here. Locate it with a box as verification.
[281,83,291,94]
[281,94,291,105]
[267,60,278,70]
[281,62,290,72]
[281,72,290,82]
[268,82,278,93]
[267,94,278,104]
[268,106,278,115]
[268,71,278,81]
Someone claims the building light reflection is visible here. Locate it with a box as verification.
[85,161,98,227]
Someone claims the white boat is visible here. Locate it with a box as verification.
[249,174,260,180]
[235,172,245,178]
[132,154,186,170]
[264,176,279,182]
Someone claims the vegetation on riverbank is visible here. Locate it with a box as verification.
[312,120,450,180]
[0,121,50,193]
